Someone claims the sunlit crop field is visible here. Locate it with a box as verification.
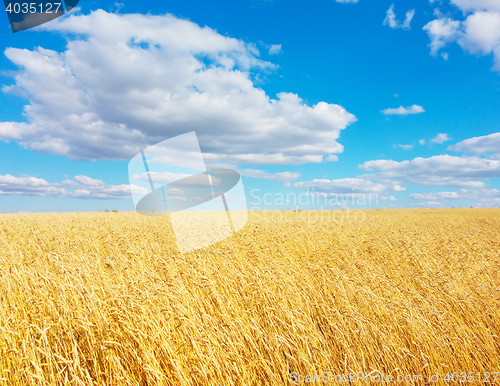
[0,209,499,385]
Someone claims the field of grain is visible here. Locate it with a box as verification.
[0,209,499,385]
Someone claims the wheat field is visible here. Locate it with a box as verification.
[0,209,499,385]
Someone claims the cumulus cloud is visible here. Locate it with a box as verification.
[0,174,147,199]
[431,133,451,144]
[459,11,500,54]
[423,17,462,55]
[238,169,301,183]
[0,11,356,166]
[289,178,405,195]
[398,144,413,150]
[381,105,425,115]
[448,132,500,156]
[383,4,415,30]
[419,139,426,145]
[0,175,66,197]
[423,2,500,69]
[359,154,500,188]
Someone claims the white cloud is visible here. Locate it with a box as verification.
[0,121,27,140]
[164,196,189,202]
[202,151,340,166]
[416,201,446,207]
[410,189,474,200]
[239,169,301,183]
[458,11,500,54]
[431,133,451,144]
[335,0,359,3]
[409,187,500,207]
[403,10,416,30]
[398,144,413,150]
[423,17,461,55]
[448,132,500,156]
[0,11,356,166]
[380,195,397,201]
[0,174,147,199]
[383,4,415,30]
[130,171,222,187]
[423,2,500,70]
[474,198,500,207]
[433,7,444,17]
[381,105,425,115]
[268,44,282,55]
[290,178,405,194]
[360,154,500,188]
[64,176,148,199]
[73,175,104,187]
[131,171,189,185]
[0,175,66,197]
[324,155,339,162]
[168,188,184,195]
[419,139,426,145]
[450,0,500,13]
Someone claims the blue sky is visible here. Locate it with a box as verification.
[1,0,500,212]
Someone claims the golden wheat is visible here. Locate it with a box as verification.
[0,209,499,385]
